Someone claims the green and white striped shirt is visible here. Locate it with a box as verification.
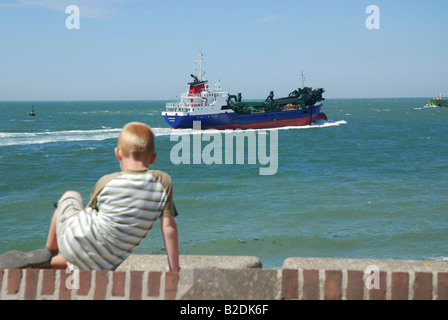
[59,169,177,270]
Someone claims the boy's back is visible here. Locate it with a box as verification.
[59,168,177,270]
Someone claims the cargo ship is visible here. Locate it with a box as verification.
[162,53,327,130]
[428,90,448,108]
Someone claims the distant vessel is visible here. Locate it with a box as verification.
[29,106,36,116]
[428,90,448,108]
[162,53,327,130]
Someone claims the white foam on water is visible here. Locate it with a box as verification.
[0,128,122,147]
[0,120,346,147]
[431,256,448,262]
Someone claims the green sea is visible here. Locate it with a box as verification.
[0,98,447,268]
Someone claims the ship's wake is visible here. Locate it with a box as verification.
[0,120,347,147]
[153,119,347,137]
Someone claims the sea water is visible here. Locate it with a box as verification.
[0,99,447,268]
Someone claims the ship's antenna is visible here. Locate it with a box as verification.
[196,52,204,81]
[299,70,306,88]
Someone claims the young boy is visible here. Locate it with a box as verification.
[0,122,179,271]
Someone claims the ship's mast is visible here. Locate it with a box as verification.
[299,70,306,88]
[195,52,205,82]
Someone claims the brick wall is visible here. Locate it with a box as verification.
[0,268,179,300]
[281,268,448,300]
[1,257,447,300]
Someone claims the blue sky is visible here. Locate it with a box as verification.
[0,0,447,100]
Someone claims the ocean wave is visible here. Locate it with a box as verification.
[0,128,122,147]
[0,120,347,147]
[0,127,184,146]
[431,256,448,262]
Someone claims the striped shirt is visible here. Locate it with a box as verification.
[59,169,177,270]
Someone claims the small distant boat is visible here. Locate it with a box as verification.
[29,106,36,116]
[428,90,448,108]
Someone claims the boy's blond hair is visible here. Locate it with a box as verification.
[117,122,155,158]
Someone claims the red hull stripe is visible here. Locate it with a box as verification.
[202,113,328,130]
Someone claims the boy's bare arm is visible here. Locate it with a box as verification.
[160,216,180,272]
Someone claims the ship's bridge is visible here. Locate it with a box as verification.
[165,88,228,113]
[163,53,229,114]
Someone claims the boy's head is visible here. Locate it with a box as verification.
[116,122,156,162]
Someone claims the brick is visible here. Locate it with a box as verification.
[24,269,39,300]
[346,270,364,300]
[93,270,109,300]
[41,269,56,296]
[112,271,126,297]
[391,272,409,300]
[414,272,432,300]
[165,271,179,300]
[147,271,162,297]
[324,270,342,300]
[438,273,448,300]
[302,270,319,300]
[59,269,71,300]
[369,271,387,300]
[130,271,143,300]
[281,269,299,300]
[78,270,92,296]
[7,269,22,295]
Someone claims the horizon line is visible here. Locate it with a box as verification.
[0,96,437,103]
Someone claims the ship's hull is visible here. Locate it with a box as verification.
[162,103,327,129]
[428,99,448,108]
